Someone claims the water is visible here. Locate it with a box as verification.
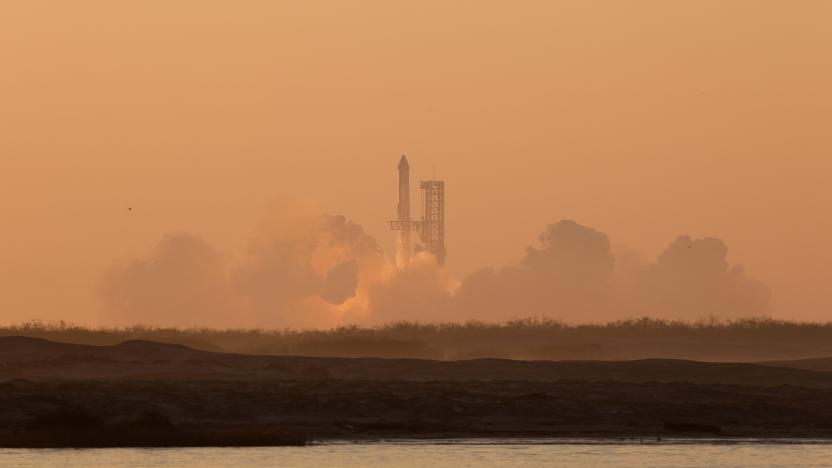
[2,439,831,467]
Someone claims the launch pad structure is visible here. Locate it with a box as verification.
[389,156,446,267]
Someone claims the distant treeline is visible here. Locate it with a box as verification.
[4,317,832,362]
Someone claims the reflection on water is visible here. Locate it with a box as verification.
[2,439,831,468]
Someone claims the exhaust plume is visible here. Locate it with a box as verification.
[98,214,771,327]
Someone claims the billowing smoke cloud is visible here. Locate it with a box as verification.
[230,212,385,327]
[98,209,389,328]
[632,235,771,319]
[97,233,242,327]
[365,253,456,323]
[453,222,769,322]
[454,220,615,321]
[98,214,771,328]
[320,260,360,305]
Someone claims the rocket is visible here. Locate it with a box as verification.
[397,155,410,221]
[397,155,411,266]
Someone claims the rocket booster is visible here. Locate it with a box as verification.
[396,155,411,267]
[397,155,410,221]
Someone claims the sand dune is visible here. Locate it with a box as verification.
[759,357,832,373]
[3,336,832,387]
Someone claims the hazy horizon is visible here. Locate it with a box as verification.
[2,1,831,326]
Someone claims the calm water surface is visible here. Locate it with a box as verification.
[2,439,830,467]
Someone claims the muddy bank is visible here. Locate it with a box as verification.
[2,379,832,443]
[0,404,305,448]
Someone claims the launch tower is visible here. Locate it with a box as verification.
[389,156,446,267]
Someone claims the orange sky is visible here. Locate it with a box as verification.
[1,1,830,325]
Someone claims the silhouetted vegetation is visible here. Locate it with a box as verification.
[5,316,832,361]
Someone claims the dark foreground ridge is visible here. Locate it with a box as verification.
[3,336,832,387]
[3,336,832,446]
[3,405,305,448]
[2,379,832,444]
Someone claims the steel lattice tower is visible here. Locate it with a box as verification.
[419,180,445,266]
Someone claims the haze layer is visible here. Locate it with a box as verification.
[1,1,830,325]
